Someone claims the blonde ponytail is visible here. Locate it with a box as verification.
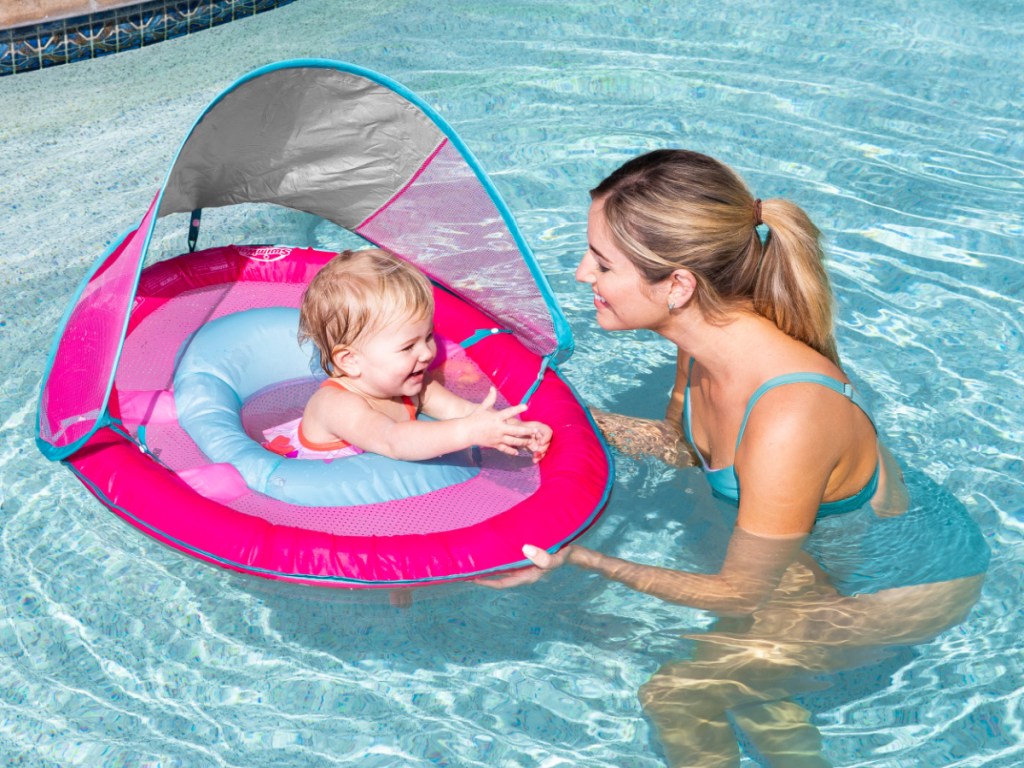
[753,199,839,365]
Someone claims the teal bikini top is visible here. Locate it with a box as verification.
[682,359,880,517]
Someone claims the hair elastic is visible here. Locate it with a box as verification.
[753,198,770,246]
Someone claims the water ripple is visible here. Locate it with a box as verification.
[1,0,1022,765]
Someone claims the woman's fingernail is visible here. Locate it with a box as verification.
[522,544,539,557]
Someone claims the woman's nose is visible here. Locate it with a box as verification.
[575,252,594,283]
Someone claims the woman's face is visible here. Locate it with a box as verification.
[576,198,667,332]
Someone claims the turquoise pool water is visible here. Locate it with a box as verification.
[1,1,1021,765]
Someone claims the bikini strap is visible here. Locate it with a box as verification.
[682,357,697,448]
[682,357,716,471]
[401,395,418,420]
[734,373,876,453]
[320,378,347,391]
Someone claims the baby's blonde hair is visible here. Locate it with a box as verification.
[299,249,434,376]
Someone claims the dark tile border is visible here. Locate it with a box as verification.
[1,0,299,76]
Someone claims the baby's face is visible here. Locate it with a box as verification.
[351,313,437,399]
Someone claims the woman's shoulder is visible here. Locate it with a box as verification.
[737,363,876,493]
[744,352,861,434]
[744,330,853,402]
[736,332,860,439]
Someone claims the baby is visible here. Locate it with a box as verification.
[264,248,551,463]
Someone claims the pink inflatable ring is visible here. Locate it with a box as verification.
[62,245,611,588]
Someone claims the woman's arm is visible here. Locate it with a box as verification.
[482,528,806,615]
[589,409,697,468]
[872,442,910,517]
[732,381,876,536]
[570,528,806,613]
[480,374,842,605]
[585,352,696,468]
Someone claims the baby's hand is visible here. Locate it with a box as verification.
[523,421,552,462]
[465,387,536,456]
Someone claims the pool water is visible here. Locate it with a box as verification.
[1,1,1021,765]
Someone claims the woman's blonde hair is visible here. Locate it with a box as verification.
[592,149,839,365]
[299,249,434,375]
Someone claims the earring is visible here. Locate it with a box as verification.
[668,301,676,311]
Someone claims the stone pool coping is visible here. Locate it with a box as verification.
[1,0,299,76]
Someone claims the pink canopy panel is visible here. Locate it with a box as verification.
[38,197,158,452]
[357,140,557,357]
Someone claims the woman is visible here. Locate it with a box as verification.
[482,150,987,767]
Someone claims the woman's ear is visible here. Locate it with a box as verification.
[331,346,359,377]
[666,269,697,310]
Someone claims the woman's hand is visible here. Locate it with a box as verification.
[523,423,553,462]
[523,543,571,569]
[475,544,573,588]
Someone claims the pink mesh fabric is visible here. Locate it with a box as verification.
[239,379,317,441]
[357,140,557,358]
[229,451,540,537]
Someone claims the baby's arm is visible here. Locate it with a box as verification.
[312,385,537,461]
[416,377,480,420]
[422,379,552,462]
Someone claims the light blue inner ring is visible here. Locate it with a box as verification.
[173,307,479,506]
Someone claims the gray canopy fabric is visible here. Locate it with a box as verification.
[159,67,445,229]
[158,60,570,362]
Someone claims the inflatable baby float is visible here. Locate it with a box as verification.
[36,60,612,587]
